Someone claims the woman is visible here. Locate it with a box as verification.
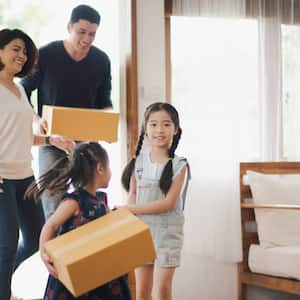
[0,28,73,300]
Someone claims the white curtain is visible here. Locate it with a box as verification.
[171,0,298,262]
[258,17,282,161]
[172,0,246,18]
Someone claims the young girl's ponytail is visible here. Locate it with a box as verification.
[121,130,145,191]
[26,142,109,202]
[25,155,71,202]
[159,128,182,194]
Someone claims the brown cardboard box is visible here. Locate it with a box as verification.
[42,105,119,142]
[43,208,156,297]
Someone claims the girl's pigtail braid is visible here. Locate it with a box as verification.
[168,127,182,159]
[159,128,182,194]
[25,156,71,202]
[121,131,145,191]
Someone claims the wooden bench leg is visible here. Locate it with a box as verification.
[238,282,247,300]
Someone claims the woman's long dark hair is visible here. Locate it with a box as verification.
[121,102,182,194]
[0,28,38,77]
[26,142,108,202]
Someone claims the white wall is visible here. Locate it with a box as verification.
[136,0,166,125]
[135,1,299,300]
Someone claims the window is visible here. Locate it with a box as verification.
[171,17,259,162]
[170,16,259,262]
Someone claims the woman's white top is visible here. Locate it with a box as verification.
[0,83,34,179]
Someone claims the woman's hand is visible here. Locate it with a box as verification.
[49,135,75,154]
[38,118,48,135]
[33,114,48,135]
[40,249,58,278]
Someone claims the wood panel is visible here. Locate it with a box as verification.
[126,0,138,158]
[124,2,138,298]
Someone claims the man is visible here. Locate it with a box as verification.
[21,4,112,219]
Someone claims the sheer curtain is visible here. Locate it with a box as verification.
[254,0,297,160]
[172,0,245,18]
[171,0,298,262]
[282,22,300,160]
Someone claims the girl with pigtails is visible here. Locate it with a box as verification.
[25,142,131,300]
[121,102,191,300]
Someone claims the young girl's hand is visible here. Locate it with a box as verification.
[40,249,58,278]
[113,204,126,210]
[114,204,136,214]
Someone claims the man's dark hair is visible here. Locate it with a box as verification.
[70,4,101,25]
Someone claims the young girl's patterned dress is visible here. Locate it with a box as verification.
[43,188,132,300]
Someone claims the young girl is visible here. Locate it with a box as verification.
[26,142,131,300]
[121,102,190,300]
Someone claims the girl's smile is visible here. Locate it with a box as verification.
[146,110,177,148]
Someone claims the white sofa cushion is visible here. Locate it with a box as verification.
[246,171,300,247]
[249,244,300,280]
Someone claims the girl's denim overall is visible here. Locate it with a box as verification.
[135,154,190,267]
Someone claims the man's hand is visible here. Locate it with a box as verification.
[49,135,75,154]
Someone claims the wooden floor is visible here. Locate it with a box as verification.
[13,251,300,299]
[174,253,299,300]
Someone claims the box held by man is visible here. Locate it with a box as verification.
[42,105,119,142]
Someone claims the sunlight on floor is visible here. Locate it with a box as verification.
[12,252,47,299]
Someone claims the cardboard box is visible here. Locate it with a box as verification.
[43,209,156,297]
[42,105,119,142]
